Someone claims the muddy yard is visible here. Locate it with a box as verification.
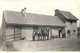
[12,37,80,51]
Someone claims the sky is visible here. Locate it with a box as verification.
[0,0,80,28]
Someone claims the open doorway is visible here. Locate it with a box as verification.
[59,30,62,38]
[67,30,71,37]
[59,29,66,38]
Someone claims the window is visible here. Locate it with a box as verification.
[70,21,73,24]
[73,30,75,32]
[73,30,75,33]
[67,30,70,34]
[67,30,71,37]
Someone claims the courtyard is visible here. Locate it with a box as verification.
[12,37,80,51]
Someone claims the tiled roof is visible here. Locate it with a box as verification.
[56,9,78,20]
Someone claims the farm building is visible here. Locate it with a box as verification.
[55,9,78,38]
[1,9,66,41]
[1,9,78,41]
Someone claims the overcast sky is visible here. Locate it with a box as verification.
[0,0,80,28]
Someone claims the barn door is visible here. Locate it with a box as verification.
[14,26,22,41]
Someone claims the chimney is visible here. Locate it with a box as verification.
[21,7,27,18]
[55,9,59,16]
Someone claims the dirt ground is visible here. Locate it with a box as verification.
[13,37,80,51]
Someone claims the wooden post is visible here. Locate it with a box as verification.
[14,27,15,41]
[50,28,52,39]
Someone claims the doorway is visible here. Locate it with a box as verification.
[14,26,22,41]
[67,30,71,37]
[59,30,62,38]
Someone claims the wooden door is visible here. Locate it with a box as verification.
[14,26,22,41]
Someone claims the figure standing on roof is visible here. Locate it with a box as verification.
[21,7,27,18]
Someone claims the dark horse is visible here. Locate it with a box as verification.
[32,28,49,41]
[41,28,49,40]
[37,30,43,40]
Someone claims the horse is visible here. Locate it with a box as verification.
[37,30,43,41]
[41,28,49,40]
[32,28,49,41]
[32,30,38,41]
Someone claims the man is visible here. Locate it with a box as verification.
[21,7,27,18]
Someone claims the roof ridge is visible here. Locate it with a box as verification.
[59,10,69,19]
[3,10,66,27]
[57,9,78,20]
[3,10,55,17]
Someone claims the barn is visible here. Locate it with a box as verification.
[1,10,66,41]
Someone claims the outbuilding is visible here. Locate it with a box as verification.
[55,9,78,37]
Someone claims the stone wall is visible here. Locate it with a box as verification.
[65,21,77,37]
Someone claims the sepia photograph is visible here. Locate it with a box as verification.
[0,0,80,52]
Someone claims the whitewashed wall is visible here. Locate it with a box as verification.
[51,28,60,37]
[22,27,33,41]
[52,30,58,36]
